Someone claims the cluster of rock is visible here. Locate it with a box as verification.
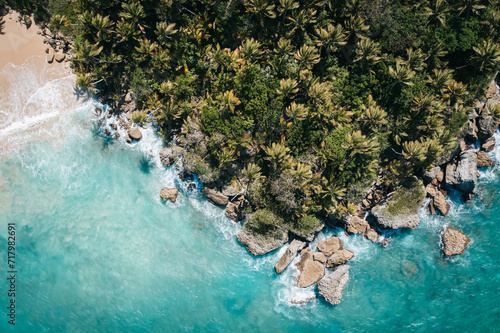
[42,30,71,64]
[95,107,145,143]
[272,236,353,305]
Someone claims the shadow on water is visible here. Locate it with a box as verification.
[139,154,154,174]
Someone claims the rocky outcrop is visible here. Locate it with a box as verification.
[364,227,380,243]
[441,227,471,257]
[345,216,369,235]
[318,265,350,305]
[326,249,354,268]
[237,226,289,256]
[222,180,247,199]
[317,237,343,257]
[202,188,229,206]
[225,197,244,221]
[159,147,181,167]
[425,184,450,216]
[296,248,325,288]
[423,166,441,184]
[47,54,54,64]
[465,120,479,142]
[54,54,66,62]
[477,151,494,168]
[127,127,142,142]
[160,187,178,203]
[372,178,425,230]
[454,151,477,194]
[274,239,307,274]
[481,136,495,152]
[477,116,497,140]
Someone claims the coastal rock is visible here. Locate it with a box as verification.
[423,166,441,184]
[465,120,479,142]
[345,216,369,235]
[477,151,494,168]
[47,54,54,63]
[429,198,436,215]
[222,180,247,198]
[225,198,244,221]
[364,227,380,243]
[115,133,121,139]
[125,135,133,143]
[237,226,289,256]
[436,170,444,183]
[477,116,497,140]
[317,237,343,257]
[445,163,457,186]
[481,136,495,152]
[313,252,326,264]
[296,248,325,288]
[54,54,66,62]
[486,80,499,99]
[274,239,307,274]
[202,187,229,206]
[103,128,111,136]
[371,179,425,230]
[110,123,117,131]
[187,182,197,191]
[326,249,354,268]
[318,265,350,305]
[127,127,142,141]
[288,222,324,242]
[160,187,178,203]
[441,227,471,257]
[159,147,181,167]
[454,151,477,194]
[433,191,450,216]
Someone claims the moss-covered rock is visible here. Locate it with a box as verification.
[372,177,425,230]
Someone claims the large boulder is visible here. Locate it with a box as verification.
[454,151,477,194]
[237,225,289,256]
[425,184,450,216]
[477,116,497,140]
[364,227,380,243]
[477,151,494,168]
[225,198,244,222]
[318,265,350,305]
[127,127,142,141]
[345,216,369,235]
[274,239,307,275]
[441,227,471,257]
[160,187,178,203]
[296,248,325,288]
[54,53,66,62]
[423,166,441,184]
[317,237,343,257]
[326,249,355,268]
[371,178,425,230]
[481,136,496,152]
[159,147,182,167]
[47,54,54,64]
[202,188,229,206]
[465,120,479,142]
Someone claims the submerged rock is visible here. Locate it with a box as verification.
[274,239,307,275]
[296,248,325,288]
[317,237,343,257]
[372,178,425,230]
[237,225,288,256]
[160,187,178,203]
[441,227,471,257]
[318,265,350,305]
[326,249,354,268]
[477,151,494,168]
[202,187,229,206]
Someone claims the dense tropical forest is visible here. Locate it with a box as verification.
[4,0,500,236]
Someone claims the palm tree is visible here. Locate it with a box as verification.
[388,59,416,88]
[119,2,146,25]
[217,147,237,168]
[342,130,380,158]
[275,37,294,55]
[405,48,427,71]
[471,39,500,74]
[115,19,137,43]
[277,78,299,99]
[287,9,317,36]
[264,143,291,171]
[402,140,428,165]
[285,102,308,122]
[426,68,454,91]
[135,39,158,62]
[91,14,113,43]
[425,42,448,69]
[456,0,486,18]
[353,37,382,72]
[361,95,388,132]
[72,40,103,68]
[242,163,263,182]
[155,21,178,45]
[278,0,299,17]
[345,15,369,39]
[442,81,468,105]
[422,0,450,27]
[294,45,320,68]
[217,90,241,113]
[315,23,347,54]
[240,38,263,63]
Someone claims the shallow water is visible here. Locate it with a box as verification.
[0,58,499,332]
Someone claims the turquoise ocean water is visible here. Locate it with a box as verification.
[0,58,499,332]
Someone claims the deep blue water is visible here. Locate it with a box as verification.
[0,58,499,332]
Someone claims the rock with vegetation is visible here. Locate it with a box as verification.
[286,215,324,242]
[274,239,307,275]
[372,178,425,230]
[225,197,244,222]
[296,248,325,288]
[202,187,229,206]
[423,166,441,184]
[317,237,343,257]
[159,147,182,168]
[237,210,288,256]
[160,187,178,203]
[318,265,350,305]
[326,249,355,268]
[441,227,471,257]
